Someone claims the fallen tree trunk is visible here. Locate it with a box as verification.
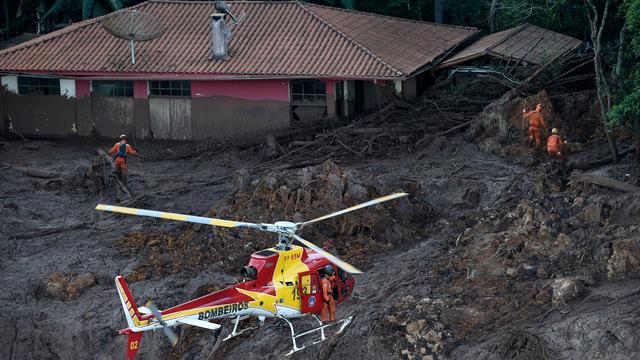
[437,120,473,136]
[14,222,87,239]
[570,146,636,170]
[12,166,61,179]
[572,173,640,193]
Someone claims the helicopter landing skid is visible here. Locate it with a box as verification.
[222,315,264,341]
[282,315,353,356]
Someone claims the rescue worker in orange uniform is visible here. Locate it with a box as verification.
[523,104,547,149]
[320,265,336,322]
[547,128,567,159]
[547,128,568,176]
[108,134,137,186]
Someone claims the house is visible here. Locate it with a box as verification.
[0,1,478,141]
[434,23,583,70]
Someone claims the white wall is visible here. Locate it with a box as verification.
[60,79,76,98]
[1,75,18,94]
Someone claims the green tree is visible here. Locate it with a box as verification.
[609,0,640,164]
[42,0,127,22]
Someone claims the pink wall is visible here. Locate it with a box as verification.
[134,80,148,99]
[323,80,335,95]
[76,80,91,98]
[192,80,289,101]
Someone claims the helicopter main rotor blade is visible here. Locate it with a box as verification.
[297,192,408,228]
[95,204,260,229]
[291,234,362,274]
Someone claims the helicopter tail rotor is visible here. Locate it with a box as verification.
[146,301,179,347]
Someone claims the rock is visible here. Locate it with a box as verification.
[420,347,427,354]
[401,349,410,356]
[607,238,640,280]
[506,268,518,278]
[422,356,434,360]
[66,272,96,297]
[406,319,427,336]
[582,203,602,224]
[42,272,69,299]
[551,277,586,304]
[555,233,572,248]
[424,329,442,343]
[517,264,537,279]
[406,334,417,344]
[385,315,398,324]
[83,311,96,320]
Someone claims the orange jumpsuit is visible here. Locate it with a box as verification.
[524,111,547,146]
[320,277,335,322]
[547,134,565,159]
[108,141,136,182]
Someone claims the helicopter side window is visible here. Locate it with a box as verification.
[337,268,348,282]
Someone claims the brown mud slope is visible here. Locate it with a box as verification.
[1,90,640,360]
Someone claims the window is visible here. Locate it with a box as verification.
[92,80,133,97]
[291,80,326,106]
[17,77,60,95]
[149,80,191,97]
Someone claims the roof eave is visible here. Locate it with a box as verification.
[0,70,406,81]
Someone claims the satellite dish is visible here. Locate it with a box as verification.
[101,10,165,64]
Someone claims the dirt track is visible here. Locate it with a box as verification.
[1,114,640,360]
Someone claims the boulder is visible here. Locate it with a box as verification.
[551,277,586,304]
[66,272,96,297]
[406,319,428,337]
[607,238,640,280]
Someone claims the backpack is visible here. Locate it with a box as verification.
[116,143,127,158]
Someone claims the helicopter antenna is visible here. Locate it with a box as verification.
[101,9,165,64]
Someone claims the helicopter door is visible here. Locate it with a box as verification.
[298,271,322,314]
[336,268,353,303]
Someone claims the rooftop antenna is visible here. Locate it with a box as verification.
[101,9,165,64]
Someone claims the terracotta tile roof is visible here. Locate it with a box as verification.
[437,23,582,69]
[0,1,478,79]
[303,4,478,75]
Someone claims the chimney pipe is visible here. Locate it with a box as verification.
[211,13,227,59]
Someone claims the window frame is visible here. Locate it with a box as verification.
[91,80,133,97]
[290,80,326,107]
[17,76,61,96]
[148,80,191,97]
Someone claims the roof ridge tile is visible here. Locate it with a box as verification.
[304,2,477,31]
[299,2,404,77]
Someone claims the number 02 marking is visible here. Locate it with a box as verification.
[130,341,139,350]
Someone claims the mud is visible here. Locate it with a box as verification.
[1,90,640,360]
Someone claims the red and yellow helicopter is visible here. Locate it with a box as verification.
[96,192,407,359]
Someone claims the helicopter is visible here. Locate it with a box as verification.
[96,192,407,359]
